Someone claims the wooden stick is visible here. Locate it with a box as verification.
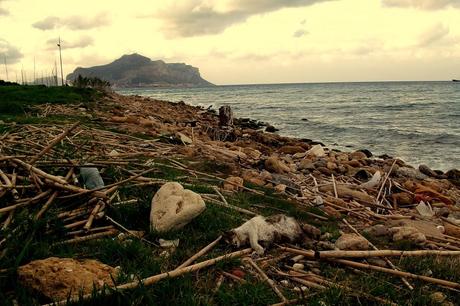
[331,174,338,198]
[105,216,158,247]
[202,195,256,216]
[280,247,460,259]
[221,271,247,283]
[53,229,119,246]
[176,235,222,269]
[83,201,103,231]
[244,257,287,302]
[29,122,80,165]
[44,248,252,306]
[376,159,397,204]
[331,258,460,290]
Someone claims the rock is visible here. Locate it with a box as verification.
[241,147,262,160]
[415,201,434,218]
[274,184,287,193]
[389,226,426,244]
[435,207,450,218]
[363,224,390,237]
[175,132,193,145]
[443,222,460,238]
[396,167,427,180]
[305,144,325,158]
[18,257,117,301]
[358,149,373,158]
[335,233,369,250]
[350,151,367,160]
[346,160,362,168]
[292,263,305,270]
[278,145,305,154]
[391,192,414,207]
[265,125,278,132]
[223,176,244,192]
[323,206,341,218]
[265,156,291,174]
[430,292,447,304]
[150,182,206,232]
[219,106,233,126]
[242,170,266,186]
[298,159,315,171]
[80,167,104,189]
[302,224,321,239]
[419,164,438,177]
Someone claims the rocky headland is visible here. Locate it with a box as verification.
[66,53,214,88]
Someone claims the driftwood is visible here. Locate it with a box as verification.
[176,235,222,269]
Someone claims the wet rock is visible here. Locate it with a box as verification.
[335,233,369,250]
[265,125,278,132]
[150,182,206,232]
[18,257,117,301]
[358,149,373,158]
[223,176,244,192]
[419,164,438,178]
[265,156,291,174]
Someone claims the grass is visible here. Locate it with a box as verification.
[0,85,101,116]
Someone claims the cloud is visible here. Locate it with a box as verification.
[45,36,94,50]
[0,0,9,15]
[33,13,110,30]
[0,39,23,64]
[418,24,450,47]
[382,0,460,10]
[156,0,334,37]
[293,29,308,38]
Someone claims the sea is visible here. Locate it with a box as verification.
[117,81,460,172]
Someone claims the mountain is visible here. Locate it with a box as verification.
[66,54,214,88]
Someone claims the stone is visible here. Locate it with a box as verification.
[396,167,427,180]
[389,226,426,244]
[292,263,305,270]
[305,144,325,158]
[265,156,291,174]
[335,233,369,250]
[274,184,287,193]
[18,257,117,301]
[323,206,341,218]
[358,149,373,158]
[175,132,193,145]
[302,224,321,239]
[430,292,447,304]
[265,125,278,132]
[363,224,390,237]
[150,182,206,232]
[241,147,262,160]
[242,170,266,186]
[391,192,414,207]
[278,145,305,154]
[298,159,315,171]
[350,151,367,160]
[419,164,438,178]
[443,222,460,238]
[80,167,104,189]
[223,176,244,192]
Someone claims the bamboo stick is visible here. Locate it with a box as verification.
[244,257,287,302]
[331,258,460,290]
[53,229,119,246]
[29,122,80,165]
[280,247,460,259]
[176,235,222,269]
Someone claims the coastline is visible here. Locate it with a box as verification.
[1,89,460,304]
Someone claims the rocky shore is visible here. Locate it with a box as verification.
[1,91,460,305]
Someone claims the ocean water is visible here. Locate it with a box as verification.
[117,81,460,171]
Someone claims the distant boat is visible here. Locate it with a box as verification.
[453,79,460,82]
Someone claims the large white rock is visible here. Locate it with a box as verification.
[150,182,206,232]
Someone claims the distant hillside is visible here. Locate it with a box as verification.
[67,54,214,88]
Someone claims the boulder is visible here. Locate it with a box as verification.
[18,257,117,301]
[389,226,426,244]
[150,182,206,232]
[265,156,291,174]
[335,233,369,250]
[223,176,244,192]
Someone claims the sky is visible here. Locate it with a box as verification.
[0,0,460,85]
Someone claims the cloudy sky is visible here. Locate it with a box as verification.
[0,0,459,84]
